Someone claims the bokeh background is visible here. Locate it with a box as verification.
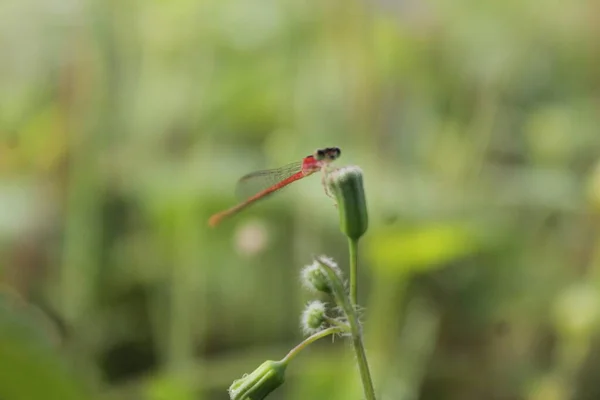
[2,0,600,399]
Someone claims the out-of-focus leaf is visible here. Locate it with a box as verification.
[525,105,578,165]
[145,373,197,400]
[366,223,481,275]
[0,289,90,400]
[19,104,67,171]
[553,283,600,339]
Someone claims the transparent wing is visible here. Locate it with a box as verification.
[235,161,303,200]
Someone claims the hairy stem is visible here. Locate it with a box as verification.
[325,317,351,332]
[347,316,376,400]
[282,327,341,364]
[348,237,359,305]
[317,257,376,400]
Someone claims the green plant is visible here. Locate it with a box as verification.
[228,166,376,400]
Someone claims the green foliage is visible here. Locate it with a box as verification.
[0,290,90,400]
[1,0,600,399]
[366,223,481,274]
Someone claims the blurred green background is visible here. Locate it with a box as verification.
[2,0,600,399]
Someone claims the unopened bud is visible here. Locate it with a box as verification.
[228,359,287,400]
[301,257,343,294]
[301,300,328,335]
[327,166,369,240]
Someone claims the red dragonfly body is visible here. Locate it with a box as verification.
[208,147,341,227]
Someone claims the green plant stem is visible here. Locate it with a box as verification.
[325,317,351,332]
[348,237,359,305]
[282,327,341,364]
[317,257,376,400]
[345,303,376,400]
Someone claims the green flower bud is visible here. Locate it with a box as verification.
[301,300,327,335]
[315,256,350,310]
[327,166,369,240]
[301,257,343,294]
[228,360,287,400]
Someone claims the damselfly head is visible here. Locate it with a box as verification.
[314,147,341,162]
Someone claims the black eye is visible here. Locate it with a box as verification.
[317,150,325,157]
[326,148,340,159]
